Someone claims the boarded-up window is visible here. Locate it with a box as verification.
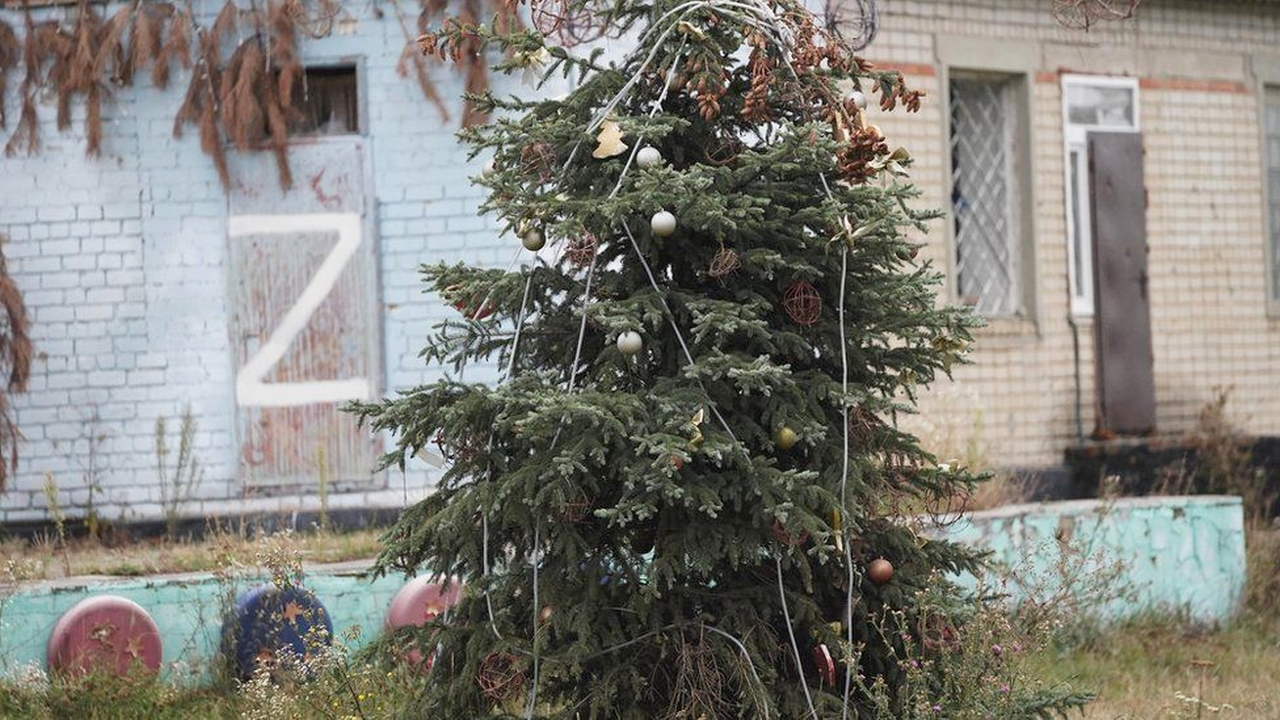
[1267,87,1280,302]
[949,74,1023,316]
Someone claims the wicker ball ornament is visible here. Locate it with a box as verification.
[477,652,525,700]
[707,247,741,278]
[561,495,592,523]
[564,232,598,268]
[782,282,822,325]
[520,142,557,183]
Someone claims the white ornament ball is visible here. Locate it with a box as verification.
[651,210,677,237]
[636,147,663,169]
[616,331,643,355]
[482,158,497,176]
[849,89,868,110]
[522,227,545,251]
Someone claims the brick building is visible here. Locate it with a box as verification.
[865,0,1280,474]
[0,0,1277,525]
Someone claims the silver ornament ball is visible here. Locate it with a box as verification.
[522,227,546,251]
[849,89,868,110]
[636,147,663,169]
[616,331,643,355]
[651,210,677,237]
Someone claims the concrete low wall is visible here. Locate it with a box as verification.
[943,495,1246,624]
[0,561,406,681]
[0,495,1248,679]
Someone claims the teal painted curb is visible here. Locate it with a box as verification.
[943,495,1246,624]
[0,495,1248,680]
[0,560,406,682]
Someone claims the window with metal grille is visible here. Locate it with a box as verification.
[1267,86,1280,303]
[949,74,1022,315]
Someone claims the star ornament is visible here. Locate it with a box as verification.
[282,601,305,624]
[592,120,628,159]
[125,635,144,659]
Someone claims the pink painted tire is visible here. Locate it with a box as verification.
[385,577,462,630]
[47,595,162,676]
[385,577,461,670]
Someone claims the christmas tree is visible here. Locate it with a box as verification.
[354,1,1089,716]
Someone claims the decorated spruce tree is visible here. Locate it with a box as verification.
[355,1,1088,717]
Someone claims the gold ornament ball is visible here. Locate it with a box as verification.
[773,426,798,450]
[538,605,554,624]
[522,227,545,251]
[867,558,894,586]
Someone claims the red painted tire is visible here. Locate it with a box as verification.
[47,595,162,676]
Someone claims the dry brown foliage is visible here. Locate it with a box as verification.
[415,0,523,127]
[0,20,19,128]
[0,235,31,494]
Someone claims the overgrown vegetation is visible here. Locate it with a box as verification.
[0,524,381,580]
[155,405,202,541]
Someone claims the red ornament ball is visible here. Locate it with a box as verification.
[782,282,822,325]
[867,558,894,586]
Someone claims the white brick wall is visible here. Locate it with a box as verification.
[0,2,527,524]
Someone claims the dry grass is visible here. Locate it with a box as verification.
[1028,616,1279,718]
[0,526,381,581]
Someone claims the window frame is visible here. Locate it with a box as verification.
[948,71,1024,316]
[1257,54,1280,318]
[937,36,1039,328]
[1060,74,1141,318]
[290,57,368,141]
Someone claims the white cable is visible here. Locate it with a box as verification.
[776,556,819,719]
[525,521,542,718]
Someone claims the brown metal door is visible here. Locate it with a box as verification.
[226,139,382,494]
[1089,131,1155,436]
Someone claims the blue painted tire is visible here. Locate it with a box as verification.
[223,583,333,681]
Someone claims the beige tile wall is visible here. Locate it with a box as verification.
[855,0,1280,468]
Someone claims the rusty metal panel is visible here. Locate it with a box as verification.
[226,140,381,494]
[1089,131,1155,436]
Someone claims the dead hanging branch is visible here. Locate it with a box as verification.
[0,20,19,128]
[1052,0,1142,30]
[0,235,32,494]
[414,0,524,127]
[2,0,511,183]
